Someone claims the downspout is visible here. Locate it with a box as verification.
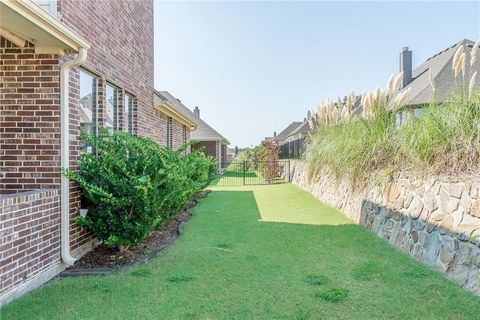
[60,48,88,265]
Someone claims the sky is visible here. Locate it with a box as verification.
[154,1,480,148]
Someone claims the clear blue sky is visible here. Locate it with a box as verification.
[154,1,480,148]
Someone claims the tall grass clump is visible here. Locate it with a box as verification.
[306,100,397,181]
[304,41,480,182]
[399,90,480,172]
[305,89,480,182]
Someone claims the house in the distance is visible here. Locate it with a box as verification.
[392,39,479,125]
[155,92,230,166]
[154,91,197,149]
[272,121,303,145]
[226,147,238,163]
[190,106,230,167]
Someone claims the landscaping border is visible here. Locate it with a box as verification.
[59,191,210,276]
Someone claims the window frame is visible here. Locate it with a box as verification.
[78,68,98,152]
[105,82,119,131]
[167,116,173,148]
[182,125,187,144]
[124,92,134,134]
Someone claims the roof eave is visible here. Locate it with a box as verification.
[154,101,197,130]
[191,137,229,144]
[1,0,90,53]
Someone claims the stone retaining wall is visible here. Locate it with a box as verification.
[283,160,480,295]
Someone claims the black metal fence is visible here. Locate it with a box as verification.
[212,160,290,187]
[280,138,305,159]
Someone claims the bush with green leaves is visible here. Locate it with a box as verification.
[64,129,215,248]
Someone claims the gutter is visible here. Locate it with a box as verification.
[60,48,88,266]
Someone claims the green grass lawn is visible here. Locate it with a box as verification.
[2,184,479,319]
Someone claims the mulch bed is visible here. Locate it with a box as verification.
[63,191,210,275]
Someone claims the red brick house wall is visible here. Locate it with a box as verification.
[172,120,190,150]
[0,190,61,297]
[57,0,160,143]
[0,38,61,194]
[1,0,195,304]
[56,0,159,250]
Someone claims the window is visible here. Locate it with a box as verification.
[105,83,119,130]
[124,93,134,134]
[167,117,173,148]
[395,107,425,127]
[79,70,97,152]
[182,125,187,144]
[414,107,425,118]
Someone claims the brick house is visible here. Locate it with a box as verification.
[190,106,229,167]
[0,0,196,305]
[157,91,230,167]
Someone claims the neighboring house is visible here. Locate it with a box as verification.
[154,90,196,149]
[226,147,237,163]
[285,119,311,143]
[279,113,314,159]
[190,106,230,167]
[155,91,230,166]
[0,0,194,305]
[272,121,303,145]
[262,132,276,143]
[395,39,477,107]
[391,39,479,125]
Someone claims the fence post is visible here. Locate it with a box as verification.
[243,161,246,185]
[288,161,291,182]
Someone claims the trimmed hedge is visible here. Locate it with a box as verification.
[64,129,215,248]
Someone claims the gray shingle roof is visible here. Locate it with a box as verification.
[288,120,311,137]
[392,39,478,107]
[156,91,229,144]
[273,122,303,144]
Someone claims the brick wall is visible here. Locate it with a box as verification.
[0,38,61,194]
[56,0,165,143]
[56,0,164,249]
[0,190,60,298]
[0,0,194,303]
[171,120,190,150]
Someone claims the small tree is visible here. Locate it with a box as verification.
[258,141,281,182]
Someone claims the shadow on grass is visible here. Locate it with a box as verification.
[2,189,479,320]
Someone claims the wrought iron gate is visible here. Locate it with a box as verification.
[212,160,290,187]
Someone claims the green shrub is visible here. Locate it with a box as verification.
[64,129,215,248]
[398,91,480,172]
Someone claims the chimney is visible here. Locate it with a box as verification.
[193,106,200,118]
[400,46,413,88]
[273,131,277,137]
[307,110,312,119]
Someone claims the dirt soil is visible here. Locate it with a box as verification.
[68,191,209,270]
